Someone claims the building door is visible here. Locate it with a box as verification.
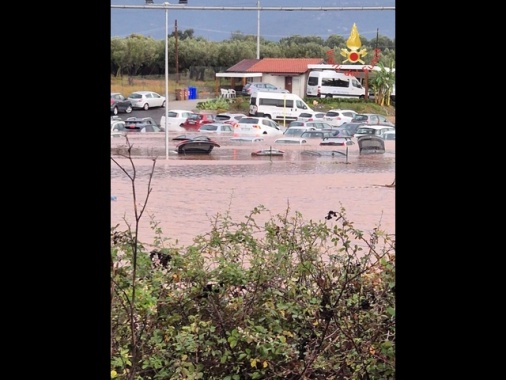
[285,77,292,93]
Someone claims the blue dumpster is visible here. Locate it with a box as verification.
[188,86,197,100]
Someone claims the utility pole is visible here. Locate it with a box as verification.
[256,0,260,59]
[175,19,179,83]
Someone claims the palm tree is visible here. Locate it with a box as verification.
[370,59,395,106]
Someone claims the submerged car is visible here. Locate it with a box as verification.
[324,109,357,126]
[198,123,234,134]
[351,113,395,127]
[124,117,162,132]
[160,109,194,131]
[234,117,284,136]
[354,125,395,139]
[181,113,217,131]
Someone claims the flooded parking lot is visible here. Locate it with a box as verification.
[111,132,395,247]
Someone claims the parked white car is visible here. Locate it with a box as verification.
[297,111,326,122]
[282,126,316,137]
[324,109,357,126]
[160,109,193,132]
[234,117,284,136]
[198,123,234,134]
[111,119,126,138]
[127,91,166,110]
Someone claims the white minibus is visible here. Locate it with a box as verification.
[306,70,366,99]
[248,92,313,122]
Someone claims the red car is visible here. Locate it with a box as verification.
[181,113,217,131]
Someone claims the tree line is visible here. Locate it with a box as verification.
[111,29,395,79]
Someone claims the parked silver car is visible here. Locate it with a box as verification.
[241,83,289,96]
[127,91,166,110]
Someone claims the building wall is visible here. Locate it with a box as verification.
[256,74,307,99]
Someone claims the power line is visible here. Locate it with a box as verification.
[111,4,395,11]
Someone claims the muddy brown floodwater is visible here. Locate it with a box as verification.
[111,132,395,248]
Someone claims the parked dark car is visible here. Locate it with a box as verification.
[340,122,368,137]
[124,117,161,132]
[111,92,133,115]
[330,127,353,138]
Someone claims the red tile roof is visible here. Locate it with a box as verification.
[226,58,324,74]
[249,58,324,74]
[226,59,261,72]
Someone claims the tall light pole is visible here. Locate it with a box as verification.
[256,0,260,59]
[164,2,169,159]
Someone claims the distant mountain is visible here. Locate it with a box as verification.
[111,0,395,42]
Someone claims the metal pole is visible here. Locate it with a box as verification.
[256,0,260,59]
[164,2,169,159]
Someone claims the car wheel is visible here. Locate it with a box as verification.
[143,103,149,111]
[125,106,132,114]
[161,100,166,108]
[113,107,118,115]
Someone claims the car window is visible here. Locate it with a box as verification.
[240,118,259,124]
[310,122,325,129]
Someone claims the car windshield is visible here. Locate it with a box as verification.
[129,93,142,99]
[353,115,368,121]
[201,125,217,131]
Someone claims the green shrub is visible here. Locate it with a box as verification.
[111,145,395,380]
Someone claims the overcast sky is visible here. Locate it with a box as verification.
[111,0,395,42]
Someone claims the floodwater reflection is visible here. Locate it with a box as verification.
[111,133,395,246]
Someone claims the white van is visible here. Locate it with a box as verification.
[306,70,366,99]
[249,92,313,122]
